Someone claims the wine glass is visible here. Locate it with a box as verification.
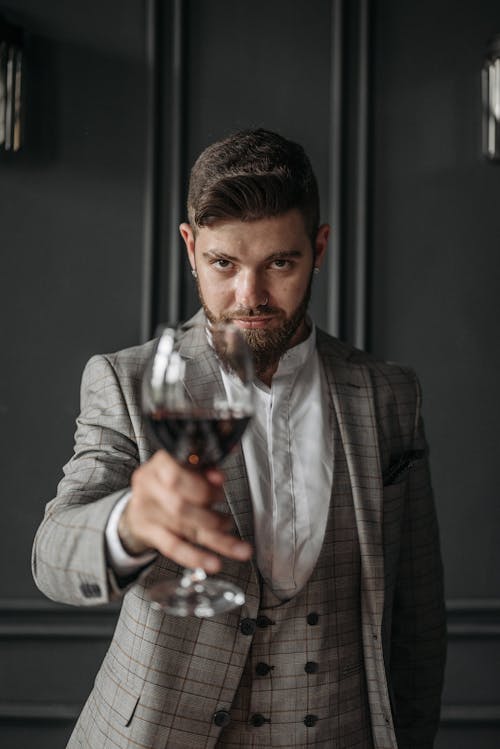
[142,320,254,617]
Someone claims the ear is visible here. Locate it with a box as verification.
[313,223,330,269]
[179,223,196,269]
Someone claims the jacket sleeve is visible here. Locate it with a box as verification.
[390,376,447,748]
[32,354,143,606]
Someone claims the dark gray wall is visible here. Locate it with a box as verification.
[156,0,336,330]
[0,1,148,745]
[371,1,500,746]
[1,1,499,747]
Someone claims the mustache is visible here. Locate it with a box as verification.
[222,305,280,318]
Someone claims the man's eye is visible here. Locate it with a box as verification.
[212,259,232,270]
[271,259,291,269]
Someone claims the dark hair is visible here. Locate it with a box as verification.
[187,129,320,242]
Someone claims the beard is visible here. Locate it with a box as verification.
[198,272,314,377]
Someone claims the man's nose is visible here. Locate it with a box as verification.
[235,272,268,309]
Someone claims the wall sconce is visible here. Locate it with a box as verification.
[0,16,23,153]
[482,34,500,162]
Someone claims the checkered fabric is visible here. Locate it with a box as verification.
[218,405,373,747]
[32,310,446,748]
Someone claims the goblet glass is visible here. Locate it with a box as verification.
[142,321,254,617]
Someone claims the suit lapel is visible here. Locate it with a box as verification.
[317,332,385,630]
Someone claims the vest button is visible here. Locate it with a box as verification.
[256,615,274,628]
[250,713,267,727]
[304,661,319,674]
[307,612,319,625]
[213,710,231,727]
[304,714,318,727]
[240,618,256,635]
[255,661,272,676]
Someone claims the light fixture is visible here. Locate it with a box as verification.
[0,16,23,153]
[482,34,500,161]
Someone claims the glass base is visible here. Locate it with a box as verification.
[148,568,245,618]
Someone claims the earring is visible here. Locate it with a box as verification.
[313,267,320,275]
[191,269,198,279]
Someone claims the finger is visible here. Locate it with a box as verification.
[146,526,223,573]
[204,467,225,486]
[194,527,253,561]
[133,457,222,513]
[153,455,225,507]
[164,503,235,540]
[131,471,234,543]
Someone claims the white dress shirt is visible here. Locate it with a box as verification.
[221,324,333,599]
[106,324,333,599]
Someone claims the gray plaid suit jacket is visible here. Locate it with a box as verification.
[32,311,446,748]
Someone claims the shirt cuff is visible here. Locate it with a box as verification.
[105,491,157,576]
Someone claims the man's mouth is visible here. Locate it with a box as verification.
[231,316,276,329]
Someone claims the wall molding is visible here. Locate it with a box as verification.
[1,598,499,728]
[1,701,498,725]
[165,0,185,325]
[0,598,119,639]
[352,0,370,351]
[328,0,344,338]
[446,597,500,638]
[446,598,500,612]
[0,598,121,612]
[441,704,500,725]
[2,597,499,638]
[0,702,80,721]
[140,0,159,343]
[328,0,372,347]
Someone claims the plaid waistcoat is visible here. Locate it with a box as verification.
[217,408,373,748]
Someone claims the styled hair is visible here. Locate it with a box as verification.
[187,129,320,242]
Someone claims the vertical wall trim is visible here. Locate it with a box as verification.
[140,0,159,342]
[167,0,185,324]
[328,0,344,338]
[353,0,370,350]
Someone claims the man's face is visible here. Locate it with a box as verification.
[180,209,329,377]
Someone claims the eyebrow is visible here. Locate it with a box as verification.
[202,249,304,262]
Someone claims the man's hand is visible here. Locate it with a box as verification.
[118,450,252,573]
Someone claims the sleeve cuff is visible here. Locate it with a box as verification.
[105,491,157,576]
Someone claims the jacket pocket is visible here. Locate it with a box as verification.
[94,658,142,727]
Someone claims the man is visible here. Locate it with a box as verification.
[33,129,446,748]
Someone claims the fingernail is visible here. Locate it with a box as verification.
[233,542,252,559]
[204,557,220,573]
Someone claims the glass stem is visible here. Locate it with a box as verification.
[180,567,207,587]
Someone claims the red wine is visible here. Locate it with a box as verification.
[145,409,250,468]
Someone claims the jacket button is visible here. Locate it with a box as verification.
[304,661,318,674]
[304,714,318,727]
[250,713,267,727]
[255,661,273,676]
[256,614,274,628]
[213,710,231,727]
[80,582,101,598]
[240,618,256,635]
[307,612,319,625]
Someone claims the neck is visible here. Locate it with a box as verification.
[256,364,278,388]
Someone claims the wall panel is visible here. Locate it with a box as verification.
[3,0,497,745]
[0,1,149,746]
[370,1,500,745]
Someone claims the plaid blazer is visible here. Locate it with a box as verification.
[32,311,446,748]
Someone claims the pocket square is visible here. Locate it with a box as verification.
[383,449,425,486]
